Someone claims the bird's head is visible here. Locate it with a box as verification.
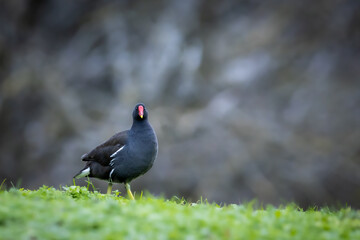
[133,103,148,121]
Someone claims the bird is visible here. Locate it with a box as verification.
[74,103,158,200]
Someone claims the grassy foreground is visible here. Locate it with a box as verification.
[0,186,359,240]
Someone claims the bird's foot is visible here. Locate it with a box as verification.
[125,183,135,200]
[107,182,113,195]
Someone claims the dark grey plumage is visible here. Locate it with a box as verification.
[74,103,158,199]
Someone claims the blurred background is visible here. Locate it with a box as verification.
[0,0,359,208]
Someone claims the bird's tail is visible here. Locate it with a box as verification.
[73,166,90,179]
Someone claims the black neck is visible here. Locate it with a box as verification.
[131,119,150,131]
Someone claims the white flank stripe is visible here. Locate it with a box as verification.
[109,169,115,179]
[110,146,124,158]
[75,167,90,179]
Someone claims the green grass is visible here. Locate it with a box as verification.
[0,186,359,240]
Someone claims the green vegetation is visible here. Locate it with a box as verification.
[0,186,359,240]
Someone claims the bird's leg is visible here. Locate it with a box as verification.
[107,182,113,195]
[125,183,135,200]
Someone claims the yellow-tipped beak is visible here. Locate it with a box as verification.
[138,105,144,119]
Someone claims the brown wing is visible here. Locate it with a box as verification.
[81,130,128,166]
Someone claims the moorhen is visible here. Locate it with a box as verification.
[74,103,158,200]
